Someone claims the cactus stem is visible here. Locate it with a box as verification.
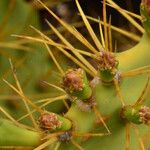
[0,107,36,131]
[120,76,150,125]
[0,119,41,147]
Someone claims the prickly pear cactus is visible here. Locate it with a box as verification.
[0,0,150,150]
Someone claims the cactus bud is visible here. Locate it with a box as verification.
[97,51,118,83]
[139,106,150,124]
[62,68,92,100]
[141,0,150,35]
[121,105,150,125]
[39,112,72,131]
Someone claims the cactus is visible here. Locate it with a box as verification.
[0,0,150,150]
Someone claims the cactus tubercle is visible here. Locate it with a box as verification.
[62,68,92,100]
[97,50,119,83]
[39,112,72,131]
[121,105,150,125]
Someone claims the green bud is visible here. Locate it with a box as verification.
[39,112,72,131]
[121,105,150,125]
[62,68,92,100]
[97,51,118,83]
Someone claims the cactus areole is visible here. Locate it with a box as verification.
[62,68,92,100]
